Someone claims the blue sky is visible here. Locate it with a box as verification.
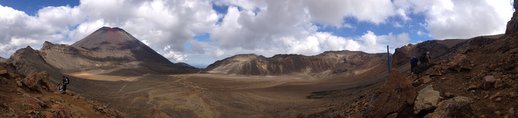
[0,0,513,68]
[0,0,79,15]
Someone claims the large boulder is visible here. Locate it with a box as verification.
[364,70,416,118]
[425,96,474,118]
[21,72,55,92]
[506,0,518,35]
[414,85,441,114]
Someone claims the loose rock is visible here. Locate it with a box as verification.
[483,75,496,89]
[414,85,441,114]
[21,72,53,92]
[426,96,474,118]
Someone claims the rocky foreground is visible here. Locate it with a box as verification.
[303,31,518,118]
[0,62,121,117]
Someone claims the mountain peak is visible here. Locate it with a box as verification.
[65,26,198,73]
[72,26,141,51]
[97,26,125,32]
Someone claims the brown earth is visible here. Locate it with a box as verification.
[57,49,389,117]
[0,62,121,118]
[65,68,386,117]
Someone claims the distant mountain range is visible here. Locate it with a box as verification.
[204,51,387,79]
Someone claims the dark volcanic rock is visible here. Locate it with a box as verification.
[506,0,518,35]
[206,51,386,76]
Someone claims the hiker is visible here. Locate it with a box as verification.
[420,51,431,64]
[61,75,70,94]
[410,56,418,74]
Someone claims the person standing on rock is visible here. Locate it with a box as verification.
[410,56,418,74]
[61,75,70,94]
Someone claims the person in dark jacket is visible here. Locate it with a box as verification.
[410,56,418,74]
[61,75,70,94]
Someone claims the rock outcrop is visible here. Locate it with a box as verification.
[506,0,518,35]
[414,85,441,114]
[206,51,386,76]
[9,46,63,82]
[20,72,54,92]
[364,70,416,118]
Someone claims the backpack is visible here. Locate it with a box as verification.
[63,77,70,85]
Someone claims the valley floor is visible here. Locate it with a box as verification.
[67,73,385,117]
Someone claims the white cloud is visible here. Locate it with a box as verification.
[211,4,314,50]
[37,6,83,29]
[359,31,410,53]
[163,45,187,62]
[282,32,363,55]
[395,0,513,39]
[0,37,40,56]
[305,0,397,26]
[0,4,69,57]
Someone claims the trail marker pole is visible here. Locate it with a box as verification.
[387,45,390,78]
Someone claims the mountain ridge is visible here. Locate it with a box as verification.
[205,50,387,78]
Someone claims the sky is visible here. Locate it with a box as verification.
[0,0,514,68]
